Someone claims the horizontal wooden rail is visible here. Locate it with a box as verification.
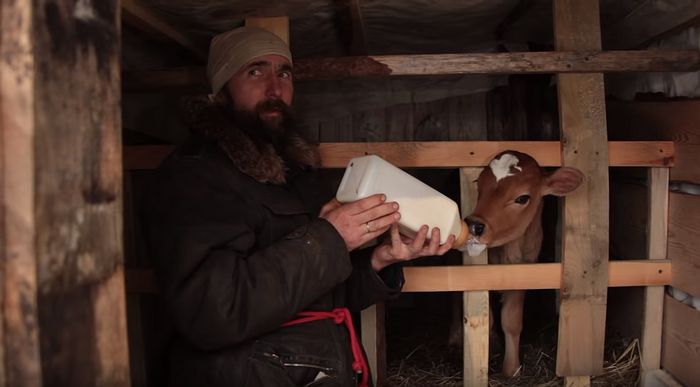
[294,50,700,80]
[402,260,671,292]
[125,260,671,294]
[122,50,700,91]
[124,141,674,170]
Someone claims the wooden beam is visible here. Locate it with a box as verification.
[121,50,700,91]
[641,168,669,384]
[245,17,289,45]
[123,141,675,170]
[1,1,42,385]
[403,260,671,292]
[125,260,672,294]
[605,0,700,49]
[121,0,206,60]
[1,0,130,384]
[554,0,608,377]
[459,169,489,387]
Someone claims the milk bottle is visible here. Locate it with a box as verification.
[336,155,468,248]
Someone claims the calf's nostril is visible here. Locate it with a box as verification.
[465,217,486,237]
[472,222,485,236]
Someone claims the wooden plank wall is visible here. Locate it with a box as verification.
[1,0,130,385]
[662,295,700,386]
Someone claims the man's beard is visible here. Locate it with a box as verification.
[231,99,295,147]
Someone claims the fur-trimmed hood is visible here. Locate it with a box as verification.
[180,97,320,185]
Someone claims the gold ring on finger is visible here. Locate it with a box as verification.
[365,222,371,233]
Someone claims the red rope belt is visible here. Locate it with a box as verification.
[282,307,369,387]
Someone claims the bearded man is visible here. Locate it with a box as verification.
[146,26,454,387]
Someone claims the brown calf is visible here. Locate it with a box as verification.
[463,150,583,377]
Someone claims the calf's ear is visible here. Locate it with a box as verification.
[542,167,584,196]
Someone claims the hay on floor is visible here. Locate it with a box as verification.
[384,322,641,387]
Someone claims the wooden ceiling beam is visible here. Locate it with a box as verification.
[122,49,700,91]
[121,0,206,60]
[605,0,700,49]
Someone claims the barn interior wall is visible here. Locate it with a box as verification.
[607,98,700,386]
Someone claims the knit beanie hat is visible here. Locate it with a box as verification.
[206,26,292,96]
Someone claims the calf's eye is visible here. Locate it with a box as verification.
[515,195,530,205]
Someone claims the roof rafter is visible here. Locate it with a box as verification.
[121,0,207,60]
[605,0,700,49]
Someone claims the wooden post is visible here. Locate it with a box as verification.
[1,1,129,385]
[1,2,42,386]
[361,302,386,386]
[459,168,489,387]
[554,0,609,380]
[641,168,669,385]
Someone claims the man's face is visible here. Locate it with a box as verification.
[225,54,294,130]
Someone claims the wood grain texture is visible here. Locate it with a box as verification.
[122,50,700,91]
[459,168,489,387]
[668,192,700,298]
[124,141,674,170]
[554,0,608,376]
[641,168,669,378]
[1,0,42,385]
[662,295,700,387]
[27,0,130,384]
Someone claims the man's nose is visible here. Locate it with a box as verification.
[265,75,282,98]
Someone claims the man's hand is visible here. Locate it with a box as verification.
[370,223,454,271]
[320,194,400,251]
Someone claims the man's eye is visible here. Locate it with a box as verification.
[279,71,292,79]
[514,195,530,205]
[248,69,262,76]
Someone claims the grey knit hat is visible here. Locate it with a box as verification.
[206,26,293,96]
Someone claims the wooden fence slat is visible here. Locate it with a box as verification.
[123,141,675,170]
[459,168,489,387]
[125,260,671,295]
[641,168,669,384]
[554,0,609,376]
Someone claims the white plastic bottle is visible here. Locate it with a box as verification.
[336,155,468,248]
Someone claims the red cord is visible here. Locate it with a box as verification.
[282,308,369,387]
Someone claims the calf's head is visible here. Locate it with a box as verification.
[463,150,584,256]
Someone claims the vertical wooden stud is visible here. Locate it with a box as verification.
[641,168,669,385]
[460,168,489,387]
[553,0,609,379]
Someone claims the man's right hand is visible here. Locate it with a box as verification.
[319,194,400,251]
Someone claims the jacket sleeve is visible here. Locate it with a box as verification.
[343,247,405,312]
[146,158,353,351]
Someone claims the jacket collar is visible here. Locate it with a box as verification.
[181,97,320,185]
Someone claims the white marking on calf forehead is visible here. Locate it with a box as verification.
[489,153,522,182]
